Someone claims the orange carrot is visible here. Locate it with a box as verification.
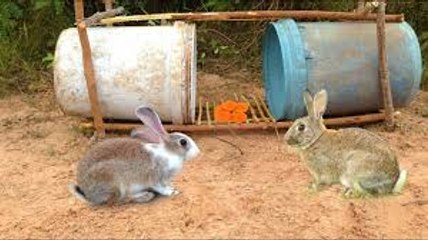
[232,111,247,123]
[235,102,249,113]
[214,100,249,123]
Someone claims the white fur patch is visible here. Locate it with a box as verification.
[186,142,200,161]
[144,143,183,173]
[340,176,351,188]
[119,182,128,200]
[129,183,146,194]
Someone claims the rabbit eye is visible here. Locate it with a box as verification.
[297,124,305,131]
[179,139,188,147]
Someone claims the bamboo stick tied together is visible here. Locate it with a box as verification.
[77,6,125,28]
[100,10,404,25]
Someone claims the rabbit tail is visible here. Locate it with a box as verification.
[69,183,89,203]
[392,169,408,194]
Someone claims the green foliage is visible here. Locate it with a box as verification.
[42,52,55,69]
[0,0,73,97]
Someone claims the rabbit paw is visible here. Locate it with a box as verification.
[132,191,156,203]
[153,185,180,197]
[342,183,371,199]
[306,181,322,192]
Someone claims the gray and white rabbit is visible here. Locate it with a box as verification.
[284,89,407,198]
[69,106,200,205]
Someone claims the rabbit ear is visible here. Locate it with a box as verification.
[135,106,168,137]
[303,90,315,118]
[313,89,328,119]
[130,126,162,143]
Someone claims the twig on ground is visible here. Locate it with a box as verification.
[214,134,244,156]
[401,200,428,206]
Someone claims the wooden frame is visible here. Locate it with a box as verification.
[73,0,396,135]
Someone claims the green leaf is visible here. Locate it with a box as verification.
[421,41,428,54]
[42,52,54,68]
[420,32,428,41]
[34,0,50,11]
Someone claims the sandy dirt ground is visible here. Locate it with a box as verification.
[0,74,427,238]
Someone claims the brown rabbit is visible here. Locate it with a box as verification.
[69,107,200,205]
[284,89,407,198]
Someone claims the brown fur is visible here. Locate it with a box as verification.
[284,90,405,197]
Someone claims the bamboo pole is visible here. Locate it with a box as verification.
[100,10,404,25]
[197,97,203,125]
[258,95,276,122]
[252,95,270,122]
[376,0,394,128]
[74,0,84,22]
[241,95,260,123]
[74,0,105,138]
[205,101,212,126]
[80,113,386,133]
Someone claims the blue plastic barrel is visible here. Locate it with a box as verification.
[262,19,422,120]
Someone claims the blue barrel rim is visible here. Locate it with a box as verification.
[262,19,307,120]
[400,21,423,103]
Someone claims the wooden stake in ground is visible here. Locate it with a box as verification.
[74,0,106,138]
[376,0,395,128]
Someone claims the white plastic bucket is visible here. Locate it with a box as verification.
[54,21,197,124]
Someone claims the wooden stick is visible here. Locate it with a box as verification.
[205,101,212,126]
[213,101,217,125]
[74,0,84,22]
[258,94,280,139]
[104,0,114,26]
[241,95,259,123]
[376,0,394,128]
[76,23,106,138]
[78,7,125,27]
[100,10,404,25]
[252,95,270,122]
[80,113,386,133]
[258,94,276,122]
[74,0,105,137]
[401,200,428,206]
[197,97,203,125]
